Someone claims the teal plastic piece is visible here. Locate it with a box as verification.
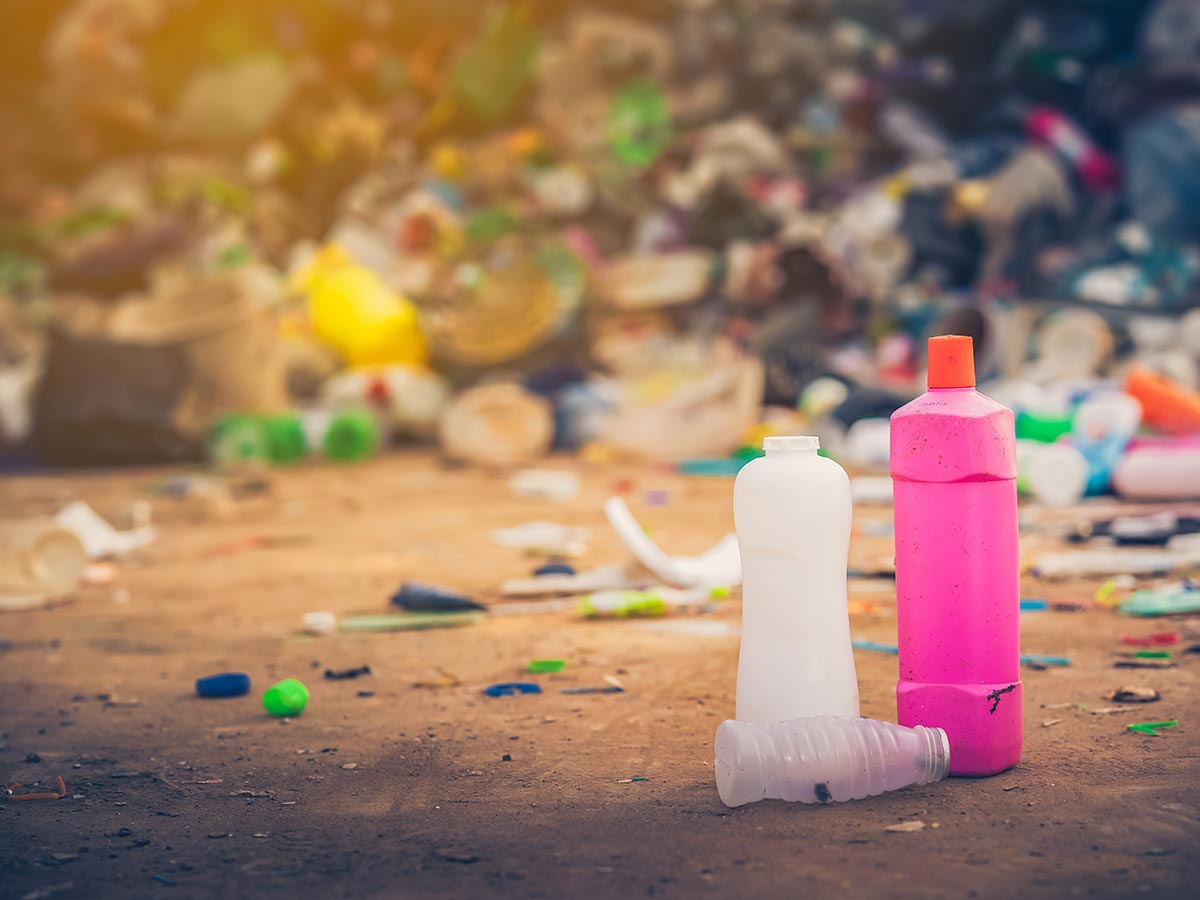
[1120,589,1200,617]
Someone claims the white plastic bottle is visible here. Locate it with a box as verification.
[733,435,859,723]
[714,716,950,807]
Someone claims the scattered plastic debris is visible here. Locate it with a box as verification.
[195,673,251,699]
[483,682,542,698]
[501,563,637,597]
[605,497,741,587]
[885,821,928,833]
[338,612,484,632]
[510,469,580,502]
[1020,654,1072,668]
[1035,550,1189,579]
[1121,633,1179,647]
[851,639,898,654]
[391,582,484,612]
[324,665,371,680]
[526,659,565,674]
[532,561,576,577]
[55,501,157,559]
[561,685,624,695]
[1126,720,1179,736]
[1104,686,1161,703]
[301,611,337,636]
[6,775,67,802]
[412,668,462,689]
[1114,658,1177,669]
[616,777,649,783]
[1020,599,1048,612]
[580,585,730,618]
[1120,587,1200,617]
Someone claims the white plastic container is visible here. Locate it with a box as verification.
[1114,446,1200,500]
[733,435,859,724]
[1016,440,1090,507]
[714,716,950,807]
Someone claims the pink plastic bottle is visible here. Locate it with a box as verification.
[890,335,1021,777]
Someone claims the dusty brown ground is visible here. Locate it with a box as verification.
[1,454,1197,900]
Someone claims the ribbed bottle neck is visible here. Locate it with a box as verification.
[916,726,951,784]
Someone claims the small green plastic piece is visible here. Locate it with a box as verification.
[210,414,270,466]
[338,611,485,632]
[1134,650,1172,659]
[1015,410,1074,443]
[263,414,308,464]
[1126,719,1179,736]
[578,591,668,619]
[609,79,671,168]
[263,678,309,717]
[323,410,379,462]
[526,659,566,674]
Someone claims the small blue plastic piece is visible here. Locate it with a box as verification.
[1019,653,1071,667]
[196,672,251,698]
[1020,598,1049,611]
[533,562,576,576]
[851,639,899,654]
[483,682,543,698]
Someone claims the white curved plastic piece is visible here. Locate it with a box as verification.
[603,497,741,587]
[714,716,950,808]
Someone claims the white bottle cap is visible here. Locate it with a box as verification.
[763,435,820,453]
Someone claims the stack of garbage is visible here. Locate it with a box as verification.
[0,0,1196,489]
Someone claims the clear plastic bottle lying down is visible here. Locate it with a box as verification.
[713,716,950,808]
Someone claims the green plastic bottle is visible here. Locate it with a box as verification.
[609,80,671,168]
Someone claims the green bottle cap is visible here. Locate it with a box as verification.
[263,678,309,717]
[323,410,379,462]
[210,414,270,466]
[263,414,308,464]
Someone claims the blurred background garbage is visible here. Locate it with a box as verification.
[1,0,1198,485]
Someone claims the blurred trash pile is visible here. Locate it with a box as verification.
[0,0,1198,481]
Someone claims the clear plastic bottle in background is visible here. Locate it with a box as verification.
[733,436,859,724]
[891,335,1021,777]
[1016,439,1089,507]
[1071,391,1141,494]
[714,716,950,808]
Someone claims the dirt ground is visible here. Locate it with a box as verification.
[1,454,1197,900]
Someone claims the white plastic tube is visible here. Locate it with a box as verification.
[733,436,859,723]
[714,716,950,808]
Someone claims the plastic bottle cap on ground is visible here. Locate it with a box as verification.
[196,672,251,698]
[263,678,309,716]
[927,335,975,389]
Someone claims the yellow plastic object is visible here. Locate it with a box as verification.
[429,141,466,181]
[293,245,426,367]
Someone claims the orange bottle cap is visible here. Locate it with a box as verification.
[927,334,975,389]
